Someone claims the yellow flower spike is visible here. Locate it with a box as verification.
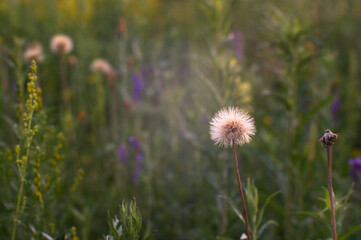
[34,125,38,133]
[15,145,20,155]
[54,152,60,160]
[11,61,40,240]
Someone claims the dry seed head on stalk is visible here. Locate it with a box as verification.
[23,42,44,62]
[319,129,339,147]
[90,58,114,75]
[50,34,73,54]
[210,106,256,147]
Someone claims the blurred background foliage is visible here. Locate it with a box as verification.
[1,0,361,239]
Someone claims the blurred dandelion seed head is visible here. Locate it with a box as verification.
[90,58,114,75]
[50,34,73,54]
[210,106,256,147]
[240,233,248,239]
[23,42,44,62]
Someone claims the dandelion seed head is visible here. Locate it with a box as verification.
[90,58,114,75]
[210,106,256,147]
[240,233,248,240]
[50,34,73,54]
[23,42,44,62]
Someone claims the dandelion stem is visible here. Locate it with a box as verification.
[327,145,337,240]
[232,141,251,240]
[60,53,70,112]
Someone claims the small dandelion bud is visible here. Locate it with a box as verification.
[34,125,38,133]
[319,129,339,147]
[68,55,78,67]
[210,106,256,147]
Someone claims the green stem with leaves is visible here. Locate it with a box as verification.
[11,61,39,240]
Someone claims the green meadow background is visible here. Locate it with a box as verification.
[1,0,361,239]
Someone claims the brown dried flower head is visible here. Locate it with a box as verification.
[50,34,73,54]
[210,106,256,147]
[319,129,339,147]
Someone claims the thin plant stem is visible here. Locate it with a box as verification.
[327,145,337,240]
[110,82,119,141]
[11,107,35,240]
[219,156,228,235]
[232,141,251,240]
[60,53,70,112]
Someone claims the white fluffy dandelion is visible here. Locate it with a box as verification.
[23,42,44,62]
[90,58,114,75]
[50,34,73,54]
[210,106,256,147]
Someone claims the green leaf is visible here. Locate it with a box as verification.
[339,225,361,240]
[257,220,278,238]
[318,187,332,212]
[216,237,234,240]
[256,191,280,229]
[245,179,258,221]
[218,195,245,223]
[297,211,329,230]
[107,213,121,239]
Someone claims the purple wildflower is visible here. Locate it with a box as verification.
[349,157,361,183]
[132,73,144,102]
[13,81,18,104]
[331,98,341,117]
[135,152,144,164]
[116,144,128,163]
[132,152,144,183]
[227,31,244,60]
[129,136,142,150]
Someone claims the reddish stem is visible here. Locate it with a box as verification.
[327,145,337,240]
[232,141,251,240]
